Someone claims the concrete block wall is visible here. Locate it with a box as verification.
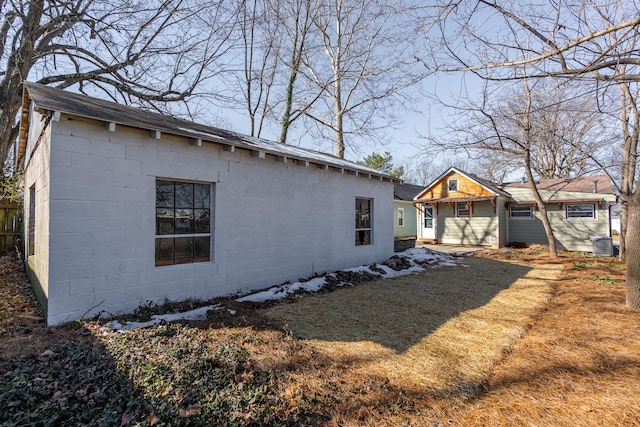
[33,114,393,325]
[23,111,52,313]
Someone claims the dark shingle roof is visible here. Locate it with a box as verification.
[394,183,425,201]
[19,82,398,182]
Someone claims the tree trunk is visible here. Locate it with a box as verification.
[626,194,640,309]
[525,166,558,258]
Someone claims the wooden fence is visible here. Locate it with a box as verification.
[0,201,22,255]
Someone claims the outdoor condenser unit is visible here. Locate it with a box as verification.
[592,236,614,257]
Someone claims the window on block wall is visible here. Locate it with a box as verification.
[155,179,212,267]
[355,198,372,246]
[28,186,35,257]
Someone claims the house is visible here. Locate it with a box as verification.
[393,183,424,239]
[414,167,616,252]
[17,82,397,326]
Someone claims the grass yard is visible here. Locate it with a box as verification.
[1,246,639,426]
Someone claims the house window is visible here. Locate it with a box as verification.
[448,179,459,192]
[510,205,533,219]
[456,202,471,218]
[28,186,35,257]
[155,179,211,267]
[566,203,595,219]
[397,208,404,227]
[355,198,372,246]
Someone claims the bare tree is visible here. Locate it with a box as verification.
[232,0,280,138]
[273,0,318,143]
[1,0,237,173]
[437,78,560,256]
[301,0,425,158]
[421,0,640,307]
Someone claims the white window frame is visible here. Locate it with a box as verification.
[448,178,459,192]
[566,203,596,219]
[509,205,533,219]
[397,207,404,227]
[456,202,471,218]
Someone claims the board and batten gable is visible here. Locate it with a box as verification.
[19,85,394,326]
[417,170,494,199]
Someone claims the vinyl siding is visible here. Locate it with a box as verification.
[508,200,613,252]
[394,200,417,238]
[438,200,498,246]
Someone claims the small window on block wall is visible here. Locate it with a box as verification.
[155,179,212,267]
[355,198,372,246]
[28,186,35,257]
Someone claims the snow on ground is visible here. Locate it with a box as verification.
[105,248,457,332]
[104,304,219,332]
[236,247,456,303]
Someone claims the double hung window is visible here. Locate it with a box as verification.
[155,180,211,266]
[355,198,372,246]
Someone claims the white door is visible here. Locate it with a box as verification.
[421,205,436,240]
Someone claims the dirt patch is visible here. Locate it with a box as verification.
[0,252,87,358]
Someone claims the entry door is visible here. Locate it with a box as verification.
[422,206,436,239]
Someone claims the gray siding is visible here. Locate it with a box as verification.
[438,201,498,247]
[508,202,611,252]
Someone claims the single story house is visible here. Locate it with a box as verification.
[414,167,616,252]
[393,183,423,239]
[17,82,396,326]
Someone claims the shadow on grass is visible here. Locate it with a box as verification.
[265,257,533,354]
[0,323,322,426]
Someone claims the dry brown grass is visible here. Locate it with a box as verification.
[3,248,639,426]
[450,251,640,427]
[264,255,560,425]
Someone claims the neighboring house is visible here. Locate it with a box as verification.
[414,167,616,252]
[17,82,397,326]
[393,183,424,239]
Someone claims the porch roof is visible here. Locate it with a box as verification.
[414,195,497,204]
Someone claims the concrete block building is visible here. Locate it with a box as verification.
[17,83,396,325]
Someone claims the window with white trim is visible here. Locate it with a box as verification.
[397,208,404,227]
[566,203,595,219]
[155,179,211,266]
[448,179,459,192]
[509,205,533,219]
[355,198,372,246]
[456,202,471,218]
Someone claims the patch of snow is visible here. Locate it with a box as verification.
[237,276,327,303]
[105,305,217,332]
[235,247,458,304]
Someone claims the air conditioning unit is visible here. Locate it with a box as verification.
[592,236,613,257]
